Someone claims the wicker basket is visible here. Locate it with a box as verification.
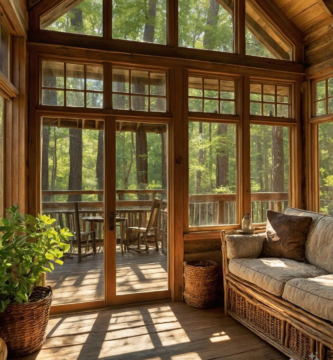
[0,286,53,358]
[0,337,7,360]
[184,260,218,308]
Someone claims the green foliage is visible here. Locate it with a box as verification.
[245,27,274,59]
[0,206,72,312]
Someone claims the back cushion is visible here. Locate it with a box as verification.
[307,216,333,273]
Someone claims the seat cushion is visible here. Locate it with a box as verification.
[263,210,312,262]
[229,258,328,297]
[283,275,333,323]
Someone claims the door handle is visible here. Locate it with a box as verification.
[109,212,115,231]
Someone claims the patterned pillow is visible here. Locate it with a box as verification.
[262,210,312,262]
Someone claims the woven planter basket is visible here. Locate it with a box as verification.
[184,260,219,308]
[0,286,53,358]
[0,337,7,360]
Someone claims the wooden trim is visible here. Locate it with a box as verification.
[50,301,105,316]
[110,291,171,306]
[0,72,19,100]
[235,0,246,56]
[0,0,28,37]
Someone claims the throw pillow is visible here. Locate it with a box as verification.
[262,210,312,262]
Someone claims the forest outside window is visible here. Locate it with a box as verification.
[0,96,3,218]
[189,121,237,227]
[189,76,236,114]
[179,0,234,53]
[41,61,104,108]
[0,19,9,78]
[250,83,292,118]
[314,77,333,117]
[250,125,290,223]
[112,68,167,112]
[245,0,292,61]
[41,0,103,37]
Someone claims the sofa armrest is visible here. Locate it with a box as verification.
[225,232,266,260]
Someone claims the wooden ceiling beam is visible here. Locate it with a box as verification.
[28,0,43,10]
[318,0,333,15]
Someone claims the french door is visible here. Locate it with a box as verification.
[41,116,170,312]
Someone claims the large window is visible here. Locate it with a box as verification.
[189,122,237,227]
[179,0,234,53]
[250,82,292,118]
[112,0,167,44]
[188,76,236,114]
[112,68,167,112]
[0,20,9,78]
[41,61,104,108]
[0,96,3,218]
[314,77,333,117]
[41,0,103,37]
[250,125,290,223]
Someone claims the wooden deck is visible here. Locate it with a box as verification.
[47,249,168,306]
[18,302,287,360]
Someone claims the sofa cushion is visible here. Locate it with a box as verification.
[283,275,333,323]
[262,210,312,262]
[229,258,328,297]
[226,233,265,260]
[304,216,333,273]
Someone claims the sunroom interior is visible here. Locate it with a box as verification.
[1,0,333,359]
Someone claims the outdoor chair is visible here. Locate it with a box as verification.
[126,199,161,254]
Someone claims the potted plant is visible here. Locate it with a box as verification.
[0,205,71,358]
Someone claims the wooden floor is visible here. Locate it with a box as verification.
[47,248,168,305]
[18,302,287,360]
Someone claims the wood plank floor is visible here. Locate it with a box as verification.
[47,249,168,305]
[18,302,287,360]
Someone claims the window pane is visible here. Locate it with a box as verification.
[319,122,333,215]
[150,97,166,112]
[329,98,333,114]
[179,0,234,53]
[42,0,103,37]
[246,1,292,60]
[277,86,290,104]
[86,65,103,91]
[250,84,262,101]
[131,71,149,95]
[316,100,326,116]
[66,64,84,90]
[42,90,64,106]
[221,101,235,115]
[189,98,202,112]
[263,85,275,102]
[113,94,129,110]
[131,96,148,111]
[112,69,129,93]
[87,92,103,108]
[316,81,326,100]
[328,78,333,97]
[204,99,219,113]
[204,79,219,98]
[263,103,275,117]
[112,0,167,44]
[277,104,289,118]
[250,102,261,115]
[0,21,8,77]
[66,91,84,107]
[0,96,3,218]
[42,61,64,89]
[220,80,235,99]
[189,122,237,226]
[189,77,203,97]
[150,73,166,96]
[251,125,290,223]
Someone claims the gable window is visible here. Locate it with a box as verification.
[313,77,333,117]
[41,0,103,37]
[112,0,167,44]
[41,61,104,108]
[250,82,292,118]
[179,0,234,53]
[245,0,292,61]
[188,76,236,114]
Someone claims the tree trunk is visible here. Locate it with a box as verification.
[50,127,58,202]
[256,135,264,190]
[42,127,51,202]
[272,126,284,192]
[143,0,157,43]
[203,0,219,50]
[161,131,167,190]
[196,122,204,194]
[136,129,149,200]
[69,6,83,30]
[96,131,104,202]
[68,129,83,202]
[216,124,229,188]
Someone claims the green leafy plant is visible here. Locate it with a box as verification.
[0,205,72,312]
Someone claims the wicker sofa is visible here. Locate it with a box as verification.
[221,207,333,360]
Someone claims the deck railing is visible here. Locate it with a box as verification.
[42,190,289,230]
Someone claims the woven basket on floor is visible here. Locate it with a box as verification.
[0,286,52,358]
[184,260,219,308]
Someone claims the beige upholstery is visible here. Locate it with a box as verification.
[226,233,265,260]
[304,216,333,273]
[283,275,333,323]
[229,258,328,297]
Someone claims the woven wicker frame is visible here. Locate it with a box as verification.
[0,286,52,358]
[221,231,333,360]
